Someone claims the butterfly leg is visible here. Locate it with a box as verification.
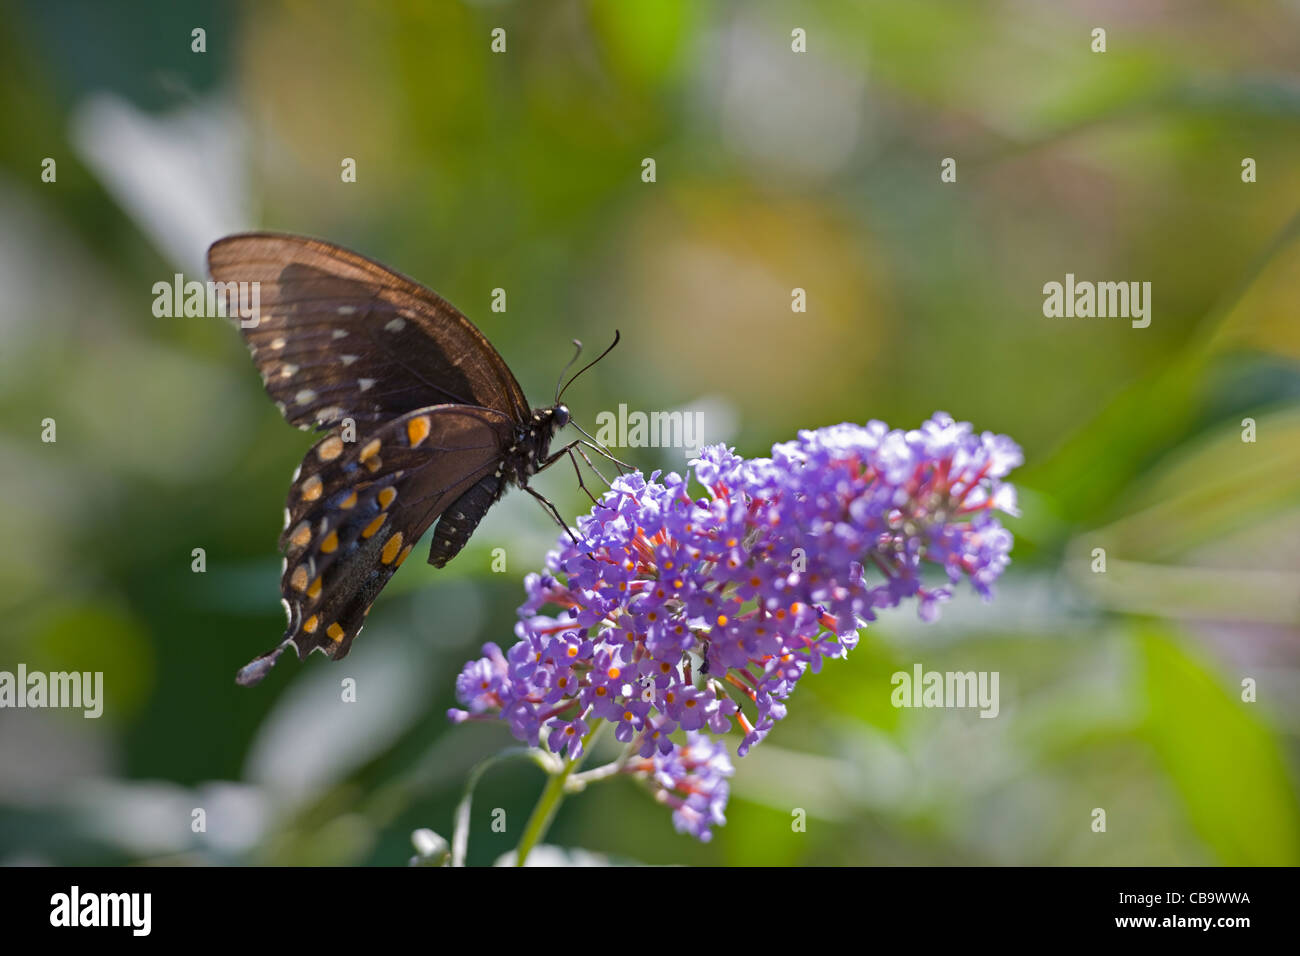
[540,440,612,505]
[564,445,604,503]
[523,484,582,548]
[569,422,632,474]
[572,443,614,489]
[586,441,633,473]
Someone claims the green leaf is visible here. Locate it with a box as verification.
[587,0,697,88]
[1138,623,1300,865]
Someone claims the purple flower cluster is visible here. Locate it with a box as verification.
[450,413,1020,840]
[629,731,732,842]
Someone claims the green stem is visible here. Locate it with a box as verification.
[451,747,534,867]
[514,720,604,866]
[567,739,638,790]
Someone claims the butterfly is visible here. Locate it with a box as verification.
[207,233,617,686]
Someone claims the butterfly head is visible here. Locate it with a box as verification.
[529,404,569,447]
[523,404,571,474]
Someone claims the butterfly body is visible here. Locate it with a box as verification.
[208,233,584,685]
[426,403,570,568]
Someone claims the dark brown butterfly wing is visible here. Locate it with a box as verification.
[208,233,531,431]
[237,404,515,684]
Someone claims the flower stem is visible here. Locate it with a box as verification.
[567,739,637,791]
[451,747,533,867]
[514,720,604,866]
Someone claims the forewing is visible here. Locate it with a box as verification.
[274,405,513,666]
[208,233,531,431]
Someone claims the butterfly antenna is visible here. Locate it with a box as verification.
[557,330,620,404]
[554,339,585,405]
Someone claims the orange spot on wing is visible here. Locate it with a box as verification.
[362,514,387,538]
[321,531,339,554]
[317,436,344,462]
[407,416,431,447]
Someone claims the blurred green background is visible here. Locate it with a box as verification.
[2,0,1298,866]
